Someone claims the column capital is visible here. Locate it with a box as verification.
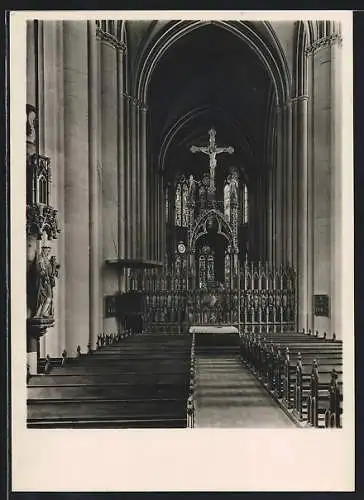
[305,33,342,55]
[291,95,309,102]
[96,26,127,52]
[289,95,309,106]
[121,91,148,112]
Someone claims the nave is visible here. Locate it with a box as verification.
[24,19,347,430]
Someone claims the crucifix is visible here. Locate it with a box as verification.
[190,128,234,193]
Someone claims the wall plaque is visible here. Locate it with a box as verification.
[313,294,330,317]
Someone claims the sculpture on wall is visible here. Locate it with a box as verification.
[34,247,59,318]
[26,104,37,145]
[26,104,61,338]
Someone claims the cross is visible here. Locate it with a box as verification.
[190,128,234,192]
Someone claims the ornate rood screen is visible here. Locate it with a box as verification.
[177,128,239,289]
[125,128,296,330]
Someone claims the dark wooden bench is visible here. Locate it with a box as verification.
[27,332,193,429]
[28,382,188,400]
[27,398,187,428]
[239,330,343,427]
[28,371,189,386]
[306,362,343,428]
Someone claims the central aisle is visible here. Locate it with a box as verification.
[194,353,296,428]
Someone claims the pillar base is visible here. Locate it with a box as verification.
[27,351,38,375]
[27,316,54,375]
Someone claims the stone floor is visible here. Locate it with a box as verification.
[194,354,296,428]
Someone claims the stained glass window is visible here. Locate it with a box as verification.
[207,254,215,283]
[176,255,182,276]
[225,253,231,286]
[182,183,189,227]
[199,185,207,208]
[175,179,189,227]
[242,184,248,223]
[175,183,181,226]
[224,182,230,221]
[199,255,206,288]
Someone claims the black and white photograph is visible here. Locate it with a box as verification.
[10,10,354,492]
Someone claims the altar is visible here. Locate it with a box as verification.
[189,325,239,334]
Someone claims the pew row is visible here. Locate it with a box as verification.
[239,331,343,428]
[28,333,192,428]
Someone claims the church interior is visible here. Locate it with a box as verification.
[25,19,344,428]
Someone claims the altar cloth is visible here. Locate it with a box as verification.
[189,325,239,334]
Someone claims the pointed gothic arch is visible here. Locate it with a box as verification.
[190,208,235,252]
[133,20,291,107]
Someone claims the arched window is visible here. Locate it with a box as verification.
[199,185,207,210]
[224,182,231,221]
[207,254,215,283]
[175,183,181,226]
[175,178,189,227]
[38,175,47,204]
[225,252,231,286]
[199,246,215,288]
[182,183,189,227]
[199,254,206,289]
[176,255,182,276]
[242,184,248,224]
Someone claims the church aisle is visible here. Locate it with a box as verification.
[194,354,296,428]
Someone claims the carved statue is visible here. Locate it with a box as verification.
[26,104,37,145]
[28,246,59,319]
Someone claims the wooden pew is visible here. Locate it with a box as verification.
[27,332,192,429]
[239,330,343,427]
[306,362,343,428]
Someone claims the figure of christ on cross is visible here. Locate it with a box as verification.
[190,128,234,193]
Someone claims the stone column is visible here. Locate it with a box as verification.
[88,21,101,349]
[99,30,119,334]
[36,22,46,359]
[291,99,298,275]
[63,21,90,355]
[258,176,264,259]
[275,107,283,267]
[295,95,309,331]
[117,41,127,301]
[159,178,163,262]
[152,170,156,261]
[306,51,314,332]
[329,37,343,339]
[285,101,293,266]
[126,97,132,259]
[135,106,141,259]
[267,168,273,266]
[117,44,126,261]
[263,174,268,261]
[310,39,335,335]
[42,21,60,358]
[55,21,66,358]
[140,107,148,260]
[154,170,158,261]
[131,103,138,259]
[146,153,151,261]
[273,168,277,267]
[281,105,287,266]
